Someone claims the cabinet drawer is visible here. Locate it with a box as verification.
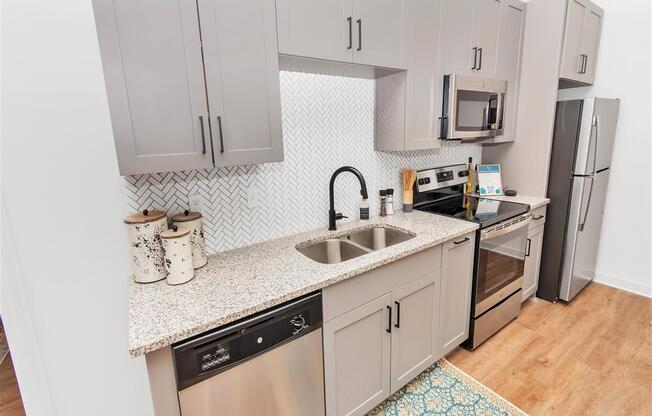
[323,245,442,322]
[529,205,547,230]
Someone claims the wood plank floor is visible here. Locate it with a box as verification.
[0,353,25,416]
[448,282,652,416]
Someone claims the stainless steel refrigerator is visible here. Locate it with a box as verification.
[538,97,620,302]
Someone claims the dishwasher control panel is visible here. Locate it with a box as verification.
[173,292,323,391]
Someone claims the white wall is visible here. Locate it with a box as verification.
[557,0,651,297]
[1,0,153,415]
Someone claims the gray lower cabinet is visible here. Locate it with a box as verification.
[322,238,476,415]
[390,271,440,394]
[323,293,392,416]
[522,224,545,301]
[93,0,283,175]
[440,232,475,356]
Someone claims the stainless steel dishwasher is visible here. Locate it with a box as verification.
[173,292,325,415]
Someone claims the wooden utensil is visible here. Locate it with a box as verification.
[401,169,417,212]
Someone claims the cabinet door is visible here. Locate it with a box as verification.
[559,0,588,81]
[494,0,526,143]
[522,225,544,301]
[198,0,283,167]
[441,0,476,75]
[352,0,407,69]
[93,0,213,175]
[404,0,443,150]
[276,0,353,63]
[390,271,440,393]
[579,3,603,84]
[324,293,391,416]
[472,0,501,77]
[440,232,475,356]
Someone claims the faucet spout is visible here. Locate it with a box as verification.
[328,166,368,231]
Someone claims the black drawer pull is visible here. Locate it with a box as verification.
[394,301,400,328]
[386,305,392,333]
[454,237,470,245]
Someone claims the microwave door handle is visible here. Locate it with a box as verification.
[481,215,532,240]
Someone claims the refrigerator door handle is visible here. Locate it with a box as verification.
[579,116,599,232]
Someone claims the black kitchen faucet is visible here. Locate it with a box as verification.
[328,166,368,231]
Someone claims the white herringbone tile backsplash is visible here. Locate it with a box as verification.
[124,72,482,254]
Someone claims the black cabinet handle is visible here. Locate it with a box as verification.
[346,17,352,50]
[454,237,470,245]
[533,215,544,220]
[478,47,483,70]
[472,47,478,69]
[356,19,362,51]
[394,301,400,328]
[199,116,207,154]
[216,116,224,154]
[526,238,532,257]
[386,305,392,333]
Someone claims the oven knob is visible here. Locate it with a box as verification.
[426,178,431,184]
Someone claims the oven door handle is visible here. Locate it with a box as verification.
[480,215,532,240]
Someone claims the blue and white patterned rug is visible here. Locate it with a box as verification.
[369,359,528,416]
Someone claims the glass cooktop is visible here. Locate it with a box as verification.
[415,195,529,228]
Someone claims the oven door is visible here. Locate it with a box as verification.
[442,75,506,140]
[474,215,532,317]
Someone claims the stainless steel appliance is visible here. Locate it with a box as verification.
[440,75,507,140]
[538,98,620,302]
[173,292,325,415]
[414,164,531,350]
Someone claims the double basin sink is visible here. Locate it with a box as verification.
[297,225,415,264]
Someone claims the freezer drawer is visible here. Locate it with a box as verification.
[178,328,325,415]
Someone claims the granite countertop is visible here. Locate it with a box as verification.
[475,194,550,209]
[128,211,478,357]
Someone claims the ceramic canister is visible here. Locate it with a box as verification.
[124,210,168,283]
[161,226,195,286]
[172,210,208,269]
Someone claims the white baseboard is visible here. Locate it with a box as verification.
[594,272,652,298]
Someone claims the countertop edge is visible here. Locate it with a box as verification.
[128,222,479,357]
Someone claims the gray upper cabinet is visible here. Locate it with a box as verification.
[390,271,440,394]
[375,0,443,152]
[94,0,283,175]
[351,0,407,69]
[93,0,213,175]
[323,293,391,416]
[275,0,407,69]
[441,0,501,77]
[440,232,475,355]
[276,0,354,62]
[493,0,526,143]
[197,0,283,167]
[559,0,603,85]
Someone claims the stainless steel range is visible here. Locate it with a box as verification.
[414,164,531,350]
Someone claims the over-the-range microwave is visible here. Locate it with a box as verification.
[440,74,507,140]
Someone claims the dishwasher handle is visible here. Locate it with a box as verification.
[173,291,323,390]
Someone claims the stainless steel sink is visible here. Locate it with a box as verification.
[296,239,371,264]
[345,226,415,250]
[296,226,415,264]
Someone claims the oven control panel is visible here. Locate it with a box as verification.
[416,164,469,193]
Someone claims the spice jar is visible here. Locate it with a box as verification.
[386,189,395,215]
[161,226,195,286]
[172,210,208,269]
[380,190,387,217]
[124,209,168,283]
